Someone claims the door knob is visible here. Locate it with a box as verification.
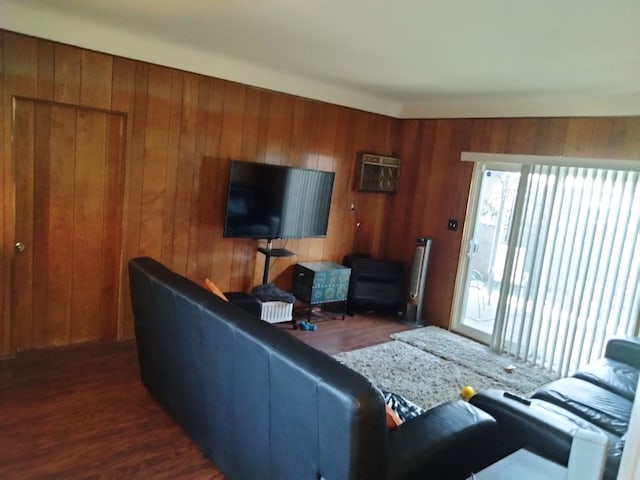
[15,242,26,253]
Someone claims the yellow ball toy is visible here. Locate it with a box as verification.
[460,385,475,400]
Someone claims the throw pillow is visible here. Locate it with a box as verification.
[203,278,229,302]
[380,388,426,423]
[385,405,403,429]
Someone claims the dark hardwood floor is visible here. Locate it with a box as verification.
[0,313,412,479]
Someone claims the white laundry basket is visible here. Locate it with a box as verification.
[260,301,293,323]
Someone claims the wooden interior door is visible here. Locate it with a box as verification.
[11,98,126,353]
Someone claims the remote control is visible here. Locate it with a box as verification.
[503,391,531,405]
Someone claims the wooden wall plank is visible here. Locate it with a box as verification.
[46,105,76,345]
[532,118,569,155]
[210,80,241,287]
[110,56,136,340]
[80,50,113,109]
[4,33,38,97]
[330,108,359,262]
[11,101,35,351]
[160,70,184,266]
[185,76,211,280]
[139,65,171,260]
[194,78,225,283]
[229,87,262,291]
[1,32,9,354]
[70,109,107,343]
[264,93,293,165]
[54,44,81,104]
[101,114,126,340]
[123,62,149,264]
[240,87,261,161]
[351,113,378,255]
[171,73,199,275]
[254,90,271,164]
[316,103,340,262]
[487,118,510,153]
[0,32,42,354]
[37,39,54,100]
[505,118,540,153]
[563,118,596,156]
[609,117,640,159]
[31,101,52,348]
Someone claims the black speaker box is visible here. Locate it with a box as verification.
[344,256,404,314]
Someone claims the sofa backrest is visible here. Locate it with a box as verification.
[128,257,388,480]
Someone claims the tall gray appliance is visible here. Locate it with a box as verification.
[406,237,432,325]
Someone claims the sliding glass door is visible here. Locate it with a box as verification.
[451,164,520,344]
[493,164,640,376]
[453,154,640,376]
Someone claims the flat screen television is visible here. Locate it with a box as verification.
[223,160,336,240]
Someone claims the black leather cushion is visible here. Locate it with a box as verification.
[532,399,625,480]
[605,336,640,368]
[129,257,389,480]
[386,400,497,480]
[573,357,639,401]
[532,377,632,437]
[470,389,624,480]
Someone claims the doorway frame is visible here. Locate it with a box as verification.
[451,159,521,343]
[7,96,128,355]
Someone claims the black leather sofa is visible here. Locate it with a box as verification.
[470,336,639,480]
[128,257,498,480]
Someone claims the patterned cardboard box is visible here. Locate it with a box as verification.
[293,262,351,305]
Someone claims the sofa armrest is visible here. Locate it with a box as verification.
[470,389,590,466]
[605,336,640,368]
[385,400,497,480]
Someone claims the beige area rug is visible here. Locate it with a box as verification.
[391,326,556,395]
[333,327,556,410]
[334,341,509,411]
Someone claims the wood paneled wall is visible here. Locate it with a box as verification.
[386,117,640,328]
[0,30,398,354]
[2,29,639,355]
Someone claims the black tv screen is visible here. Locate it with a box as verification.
[223,160,335,239]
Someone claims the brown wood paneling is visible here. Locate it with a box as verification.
[2,34,40,355]
[563,118,596,156]
[46,104,76,345]
[70,108,107,343]
[80,50,113,109]
[171,72,199,275]
[31,102,52,348]
[101,114,126,340]
[209,81,241,287]
[2,29,639,355]
[37,39,55,100]
[0,32,5,355]
[160,70,185,267]
[11,100,35,350]
[611,117,640,159]
[54,44,81,105]
[121,61,149,303]
[139,65,172,261]
[392,116,640,328]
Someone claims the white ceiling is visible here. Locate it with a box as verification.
[2,0,640,118]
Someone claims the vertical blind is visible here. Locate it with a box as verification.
[492,164,640,377]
